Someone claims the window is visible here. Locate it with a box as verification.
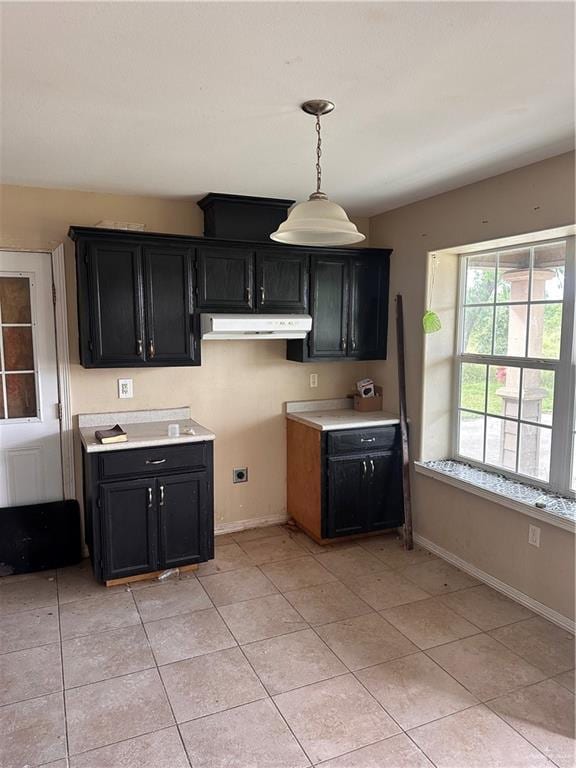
[0,274,39,420]
[455,237,575,495]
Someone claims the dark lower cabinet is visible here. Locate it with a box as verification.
[287,420,404,542]
[83,442,214,582]
[158,472,208,568]
[101,479,157,580]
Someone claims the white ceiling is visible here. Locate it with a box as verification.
[1,2,574,216]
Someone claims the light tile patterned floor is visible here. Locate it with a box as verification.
[0,525,574,767]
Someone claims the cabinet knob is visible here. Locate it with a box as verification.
[136,339,143,356]
[148,340,155,358]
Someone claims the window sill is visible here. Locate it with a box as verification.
[414,460,575,533]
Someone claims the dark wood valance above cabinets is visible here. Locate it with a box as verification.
[69,226,391,368]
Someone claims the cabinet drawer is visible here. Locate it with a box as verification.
[99,444,207,479]
[327,426,399,456]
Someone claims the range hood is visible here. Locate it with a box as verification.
[201,314,312,340]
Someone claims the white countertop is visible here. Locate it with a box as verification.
[78,407,215,453]
[285,398,400,431]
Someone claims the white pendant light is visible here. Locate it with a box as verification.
[271,100,365,247]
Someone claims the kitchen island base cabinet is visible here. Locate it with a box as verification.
[287,420,404,543]
[83,443,214,583]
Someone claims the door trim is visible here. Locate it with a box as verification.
[51,244,75,500]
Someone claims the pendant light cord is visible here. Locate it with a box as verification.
[315,114,322,194]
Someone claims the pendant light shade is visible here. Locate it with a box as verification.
[270,195,365,246]
[271,100,365,247]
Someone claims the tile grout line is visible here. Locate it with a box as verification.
[54,569,71,765]
[130,586,194,768]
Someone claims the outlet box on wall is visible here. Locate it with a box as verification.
[528,524,541,547]
[118,379,133,399]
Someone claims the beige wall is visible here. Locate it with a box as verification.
[369,151,575,621]
[0,184,370,528]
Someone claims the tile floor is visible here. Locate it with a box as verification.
[0,524,574,768]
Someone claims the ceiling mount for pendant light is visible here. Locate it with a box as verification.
[270,100,365,246]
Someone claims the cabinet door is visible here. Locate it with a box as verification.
[348,257,389,360]
[256,251,308,312]
[364,451,404,531]
[197,247,255,312]
[157,472,211,568]
[87,242,145,365]
[326,456,365,537]
[143,246,199,365]
[100,479,157,580]
[308,257,349,358]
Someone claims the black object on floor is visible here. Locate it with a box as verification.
[0,499,82,576]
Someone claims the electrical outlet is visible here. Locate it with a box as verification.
[528,524,541,548]
[118,378,133,399]
[310,373,318,388]
[233,467,248,484]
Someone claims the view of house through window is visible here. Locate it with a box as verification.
[455,238,575,493]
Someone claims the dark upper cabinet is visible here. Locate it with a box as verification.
[287,250,390,362]
[348,257,389,360]
[256,250,308,312]
[101,478,157,580]
[197,247,255,312]
[76,236,199,368]
[158,472,211,569]
[87,242,145,366]
[143,246,199,365]
[307,256,349,358]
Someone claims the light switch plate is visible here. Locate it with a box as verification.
[118,378,133,399]
[310,373,318,388]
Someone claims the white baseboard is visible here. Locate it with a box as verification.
[215,512,289,536]
[414,533,575,635]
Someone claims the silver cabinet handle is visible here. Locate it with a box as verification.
[145,458,166,465]
[260,286,265,303]
[362,460,367,478]
[147,487,153,508]
[341,336,346,351]
[159,485,165,507]
[246,287,252,305]
[361,437,376,443]
[136,339,143,356]
[370,459,375,476]
[148,339,155,358]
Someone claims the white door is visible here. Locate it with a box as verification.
[0,251,63,506]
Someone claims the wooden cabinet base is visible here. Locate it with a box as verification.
[290,518,401,546]
[105,563,198,588]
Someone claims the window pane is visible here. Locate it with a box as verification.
[572,433,576,491]
[463,306,493,354]
[460,363,486,412]
[518,423,551,482]
[485,416,517,472]
[2,327,34,371]
[521,369,554,426]
[533,242,565,300]
[496,248,531,302]
[458,411,484,461]
[0,277,31,323]
[494,304,527,356]
[487,365,521,419]
[528,303,562,359]
[5,373,37,418]
[465,254,496,304]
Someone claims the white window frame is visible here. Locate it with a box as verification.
[453,236,575,497]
